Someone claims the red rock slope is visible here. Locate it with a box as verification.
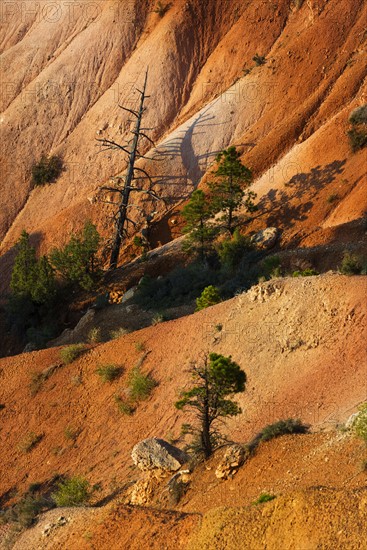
[0,0,366,270]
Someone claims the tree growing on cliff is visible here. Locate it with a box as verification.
[8,230,57,343]
[181,189,216,262]
[10,230,56,304]
[31,154,63,187]
[50,221,101,291]
[175,352,246,458]
[97,70,163,269]
[208,146,256,235]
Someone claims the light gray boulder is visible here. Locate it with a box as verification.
[132,438,189,472]
[252,227,279,249]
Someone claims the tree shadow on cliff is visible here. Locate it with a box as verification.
[256,159,347,244]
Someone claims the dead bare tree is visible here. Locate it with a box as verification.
[97,70,163,269]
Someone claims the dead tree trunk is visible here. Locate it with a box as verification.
[97,70,161,270]
[108,72,147,269]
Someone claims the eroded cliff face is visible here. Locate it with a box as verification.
[0,0,366,270]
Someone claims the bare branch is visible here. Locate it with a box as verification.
[129,188,165,203]
[125,217,137,227]
[136,88,151,98]
[131,131,155,148]
[132,166,154,186]
[96,138,131,156]
[95,147,116,155]
[119,105,139,117]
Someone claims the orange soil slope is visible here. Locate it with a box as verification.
[0,0,366,276]
[0,275,366,502]
[7,434,367,549]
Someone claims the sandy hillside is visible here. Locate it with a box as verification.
[0,274,366,548]
[0,275,365,495]
[1,1,367,547]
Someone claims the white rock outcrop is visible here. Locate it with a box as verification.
[251,227,279,249]
[131,438,189,472]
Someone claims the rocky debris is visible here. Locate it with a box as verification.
[215,444,248,480]
[127,469,168,506]
[47,308,95,346]
[128,468,192,507]
[251,227,279,249]
[120,285,138,304]
[109,290,123,304]
[132,438,189,472]
[74,308,95,332]
[128,476,155,506]
[107,284,144,306]
[247,281,283,303]
[280,336,321,354]
[166,470,191,505]
[42,516,69,537]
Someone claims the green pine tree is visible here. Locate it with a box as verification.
[50,221,101,291]
[182,189,216,262]
[195,285,221,311]
[10,230,38,298]
[176,352,246,458]
[208,146,256,235]
[218,228,253,271]
[32,255,57,304]
[9,231,57,343]
[10,231,56,304]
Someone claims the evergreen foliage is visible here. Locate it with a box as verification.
[347,105,367,152]
[31,155,63,187]
[348,127,367,152]
[32,256,57,304]
[353,403,367,442]
[182,189,216,261]
[208,146,255,235]
[259,418,309,442]
[10,231,56,304]
[128,366,157,401]
[176,353,246,458]
[60,344,87,365]
[10,230,37,297]
[8,231,57,345]
[50,221,101,290]
[253,493,276,505]
[292,268,318,277]
[134,263,221,310]
[195,285,221,311]
[95,364,121,383]
[218,228,253,271]
[260,255,282,279]
[339,251,363,275]
[348,105,367,125]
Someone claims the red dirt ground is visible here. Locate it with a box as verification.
[0,275,366,547]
